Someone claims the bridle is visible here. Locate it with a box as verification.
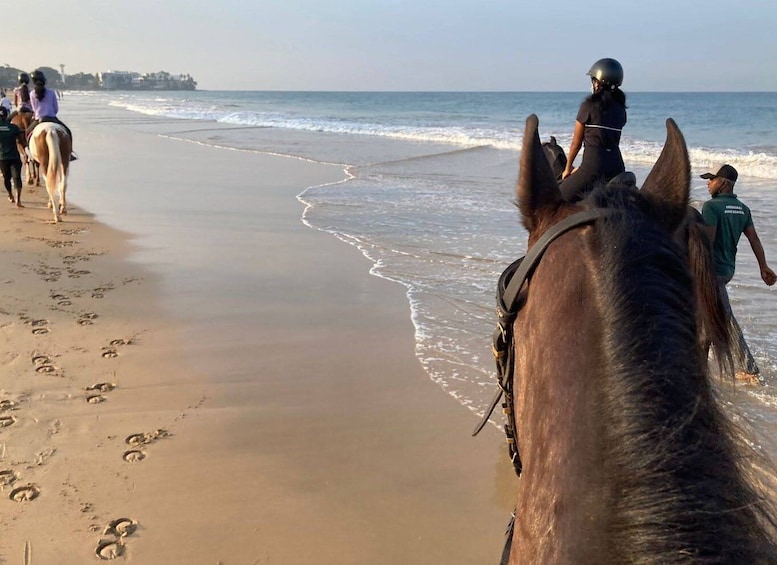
[472,208,617,477]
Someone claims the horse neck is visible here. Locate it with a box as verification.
[511,206,776,563]
[511,231,613,563]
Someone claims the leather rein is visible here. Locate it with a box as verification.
[472,208,617,477]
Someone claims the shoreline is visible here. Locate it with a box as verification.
[0,100,512,563]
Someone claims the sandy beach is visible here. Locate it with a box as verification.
[0,102,514,563]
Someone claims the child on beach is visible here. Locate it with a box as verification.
[0,106,26,206]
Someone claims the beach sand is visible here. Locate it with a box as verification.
[0,105,514,563]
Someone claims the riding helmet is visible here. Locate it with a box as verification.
[586,58,623,87]
[30,70,46,85]
[18,72,30,85]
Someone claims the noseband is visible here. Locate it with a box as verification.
[472,207,617,477]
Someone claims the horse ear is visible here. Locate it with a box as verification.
[640,118,690,232]
[517,114,562,232]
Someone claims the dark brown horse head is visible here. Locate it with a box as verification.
[505,115,776,564]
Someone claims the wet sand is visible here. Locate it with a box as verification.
[0,102,514,563]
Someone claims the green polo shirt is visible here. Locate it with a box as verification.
[701,193,753,281]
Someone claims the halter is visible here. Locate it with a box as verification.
[472,208,618,477]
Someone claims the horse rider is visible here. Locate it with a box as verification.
[10,72,33,120]
[27,69,77,161]
[560,58,628,202]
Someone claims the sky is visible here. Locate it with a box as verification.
[8,0,777,91]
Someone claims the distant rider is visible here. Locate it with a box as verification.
[560,58,627,202]
[28,69,77,160]
[10,72,33,119]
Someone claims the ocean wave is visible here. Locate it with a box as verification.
[107,97,777,180]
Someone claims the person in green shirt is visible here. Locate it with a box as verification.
[701,164,776,382]
[0,106,26,207]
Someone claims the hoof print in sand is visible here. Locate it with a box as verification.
[101,349,118,359]
[35,364,57,374]
[95,539,125,560]
[125,429,170,448]
[109,338,132,347]
[31,319,50,335]
[0,399,16,411]
[0,470,17,487]
[86,394,107,404]
[104,517,138,537]
[77,312,99,326]
[32,354,51,366]
[86,383,116,393]
[9,484,40,502]
[122,450,146,463]
[0,415,16,428]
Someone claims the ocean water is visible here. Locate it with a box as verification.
[67,90,777,435]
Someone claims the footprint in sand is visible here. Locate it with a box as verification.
[86,394,107,404]
[0,469,18,487]
[101,348,118,359]
[9,484,40,502]
[122,450,146,463]
[0,399,17,411]
[31,319,50,335]
[0,415,16,428]
[35,364,57,375]
[125,429,170,448]
[51,293,72,306]
[104,517,138,537]
[86,383,116,393]
[77,312,99,326]
[67,269,91,278]
[95,517,138,559]
[31,353,51,366]
[95,540,125,560]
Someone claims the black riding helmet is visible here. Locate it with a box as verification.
[586,58,623,88]
[18,72,30,85]
[30,70,46,85]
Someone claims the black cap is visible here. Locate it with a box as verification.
[700,164,738,184]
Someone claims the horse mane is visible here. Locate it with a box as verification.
[584,183,777,562]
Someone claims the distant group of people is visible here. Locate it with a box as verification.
[0,69,75,207]
[561,58,775,382]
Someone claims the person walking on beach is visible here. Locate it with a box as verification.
[11,72,33,119]
[560,58,627,202]
[701,164,776,382]
[0,106,26,206]
[28,69,77,160]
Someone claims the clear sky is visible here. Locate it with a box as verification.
[9,0,777,91]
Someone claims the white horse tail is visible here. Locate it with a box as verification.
[42,124,69,222]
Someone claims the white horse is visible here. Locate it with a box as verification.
[28,122,71,223]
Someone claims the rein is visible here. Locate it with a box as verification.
[472,208,617,478]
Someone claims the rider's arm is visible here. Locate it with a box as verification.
[562,121,584,179]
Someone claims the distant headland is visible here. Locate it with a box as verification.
[0,65,197,91]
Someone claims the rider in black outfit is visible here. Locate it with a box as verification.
[560,58,627,202]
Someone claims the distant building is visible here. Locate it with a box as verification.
[97,70,196,91]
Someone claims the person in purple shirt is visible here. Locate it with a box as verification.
[27,69,76,160]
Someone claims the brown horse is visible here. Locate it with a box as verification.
[10,111,40,186]
[29,122,71,223]
[502,115,777,563]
